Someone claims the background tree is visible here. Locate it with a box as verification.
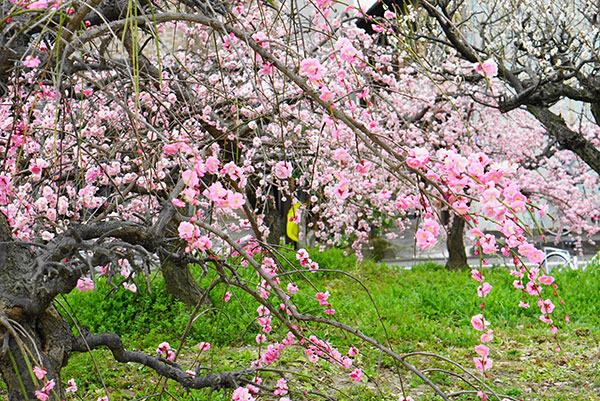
[355,0,600,267]
[402,0,600,237]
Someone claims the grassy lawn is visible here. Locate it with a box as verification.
[3,250,599,400]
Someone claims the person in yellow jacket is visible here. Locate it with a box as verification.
[286,202,301,243]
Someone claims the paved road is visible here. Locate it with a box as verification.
[377,228,600,270]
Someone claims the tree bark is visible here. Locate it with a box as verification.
[0,212,244,398]
[527,106,600,175]
[265,206,284,245]
[159,250,210,307]
[0,213,70,401]
[157,213,211,308]
[443,211,468,270]
[0,309,71,401]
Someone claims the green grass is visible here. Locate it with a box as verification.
[50,249,600,400]
[61,271,262,350]
[299,250,600,349]
[61,275,192,349]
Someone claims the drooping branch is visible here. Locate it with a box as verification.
[195,221,461,401]
[72,329,253,390]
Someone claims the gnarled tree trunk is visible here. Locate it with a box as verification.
[0,214,71,401]
[160,250,210,307]
[156,208,211,307]
[0,212,243,399]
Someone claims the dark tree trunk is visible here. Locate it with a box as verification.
[265,206,284,245]
[527,106,600,176]
[244,176,287,246]
[356,0,411,34]
[443,211,468,270]
[0,214,71,401]
[157,215,211,308]
[0,316,69,401]
[261,187,286,246]
[159,250,210,307]
[0,212,245,398]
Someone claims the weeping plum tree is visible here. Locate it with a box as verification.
[0,0,574,400]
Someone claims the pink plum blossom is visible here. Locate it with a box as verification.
[76,277,95,292]
[406,147,430,168]
[319,86,335,102]
[33,366,46,380]
[287,283,298,294]
[540,299,555,314]
[251,32,269,48]
[480,234,498,255]
[232,387,256,401]
[480,330,494,343]
[474,344,489,358]
[273,161,293,179]
[471,269,485,283]
[349,368,363,382]
[123,283,137,293]
[205,156,220,174]
[316,291,330,306]
[471,314,489,331]
[473,356,493,371]
[178,221,196,241]
[415,229,436,250]
[24,55,41,68]
[477,282,492,298]
[227,192,246,209]
[156,342,170,354]
[335,38,358,62]
[274,378,288,396]
[66,379,77,393]
[474,59,498,78]
[299,58,324,84]
[42,379,55,392]
[194,236,212,251]
[26,0,48,9]
[525,281,542,296]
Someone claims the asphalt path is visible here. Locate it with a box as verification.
[378,228,600,270]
